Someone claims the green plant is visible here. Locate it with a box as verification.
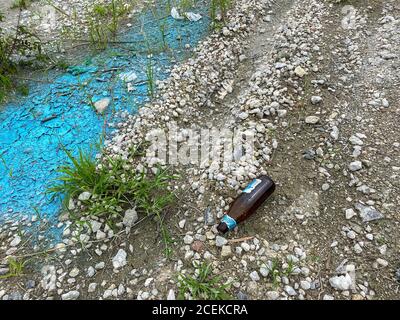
[93,4,108,16]
[0,152,13,178]
[0,257,27,279]
[283,258,296,276]
[47,147,99,204]
[161,224,174,258]
[88,0,132,50]
[180,0,194,11]
[159,19,169,51]
[56,60,69,70]
[88,21,109,50]
[10,0,30,10]
[32,205,43,222]
[17,83,29,96]
[210,0,231,29]
[177,262,232,300]
[0,10,45,101]
[47,146,176,256]
[268,258,281,288]
[145,57,155,98]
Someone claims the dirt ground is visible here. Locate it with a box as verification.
[1,0,399,300]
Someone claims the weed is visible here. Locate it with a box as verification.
[88,21,108,50]
[47,147,99,205]
[93,4,108,16]
[0,257,27,279]
[0,152,13,178]
[88,0,131,50]
[283,258,296,276]
[0,8,45,101]
[10,0,30,10]
[47,146,176,256]
[161,225,174,258]
[268,258,281,288]
[56,60,69,70]
[32,205,43,222]
[145,57,155,98]
[180,0,195,11]
[16,84,29,96]
[177,262,232,300]
[159,19,169,51]
[376,236,386,246]
[210,0,231,29]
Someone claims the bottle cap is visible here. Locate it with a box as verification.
[217,222,228,234]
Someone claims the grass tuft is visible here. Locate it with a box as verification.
[146,56,156,98]
[47,145,177,256]
[0,8,45,102]
[210,0,231,30]
[0,257,27,279]
[177,262,232,300]
[88,0,132,50]
[10,0,30,10]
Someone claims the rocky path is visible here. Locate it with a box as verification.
[1,0,399,300]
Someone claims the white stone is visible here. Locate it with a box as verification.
[366,233,374,241]
[78,191,92,201]
[349,161,362,171]
[96,230,106,240]
[88,283,97,293]
[221,245,232,258]
[300,280,311,290]
[376,258,388,267]
[284,285,297,296]
[329,273,353,290]
[61,290,80,300]
[178,219,186,229]
[95,262,105,270]
[311,96,322,104]
[69,267,79,277]
[123,208,138,228]
[241,242,251,252]
[215,236,228,247]
[10,235,21,247]
[305,116,320,124]
[345,208,356,220]
[249,271,260,281]
[90,220,102,233]
[267,291,279,300]
[183,235,194,245]
[112,249,127,269]
[94,97,111,114]
[354,243,363,254]
[331,126,339,140]
[294,66,307,77]
[167,289,176,300]
[349,135,364,145]
[87,266,96,277]
[259,266,269,277]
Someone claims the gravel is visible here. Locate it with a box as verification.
[1,0,398,302]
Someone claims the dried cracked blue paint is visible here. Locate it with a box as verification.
[0,3,210,238]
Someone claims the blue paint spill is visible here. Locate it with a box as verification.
[0,2,210,239]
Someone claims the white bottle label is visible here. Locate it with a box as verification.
[242,179,261,194]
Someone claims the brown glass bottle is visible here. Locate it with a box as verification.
[217,175,275,234]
